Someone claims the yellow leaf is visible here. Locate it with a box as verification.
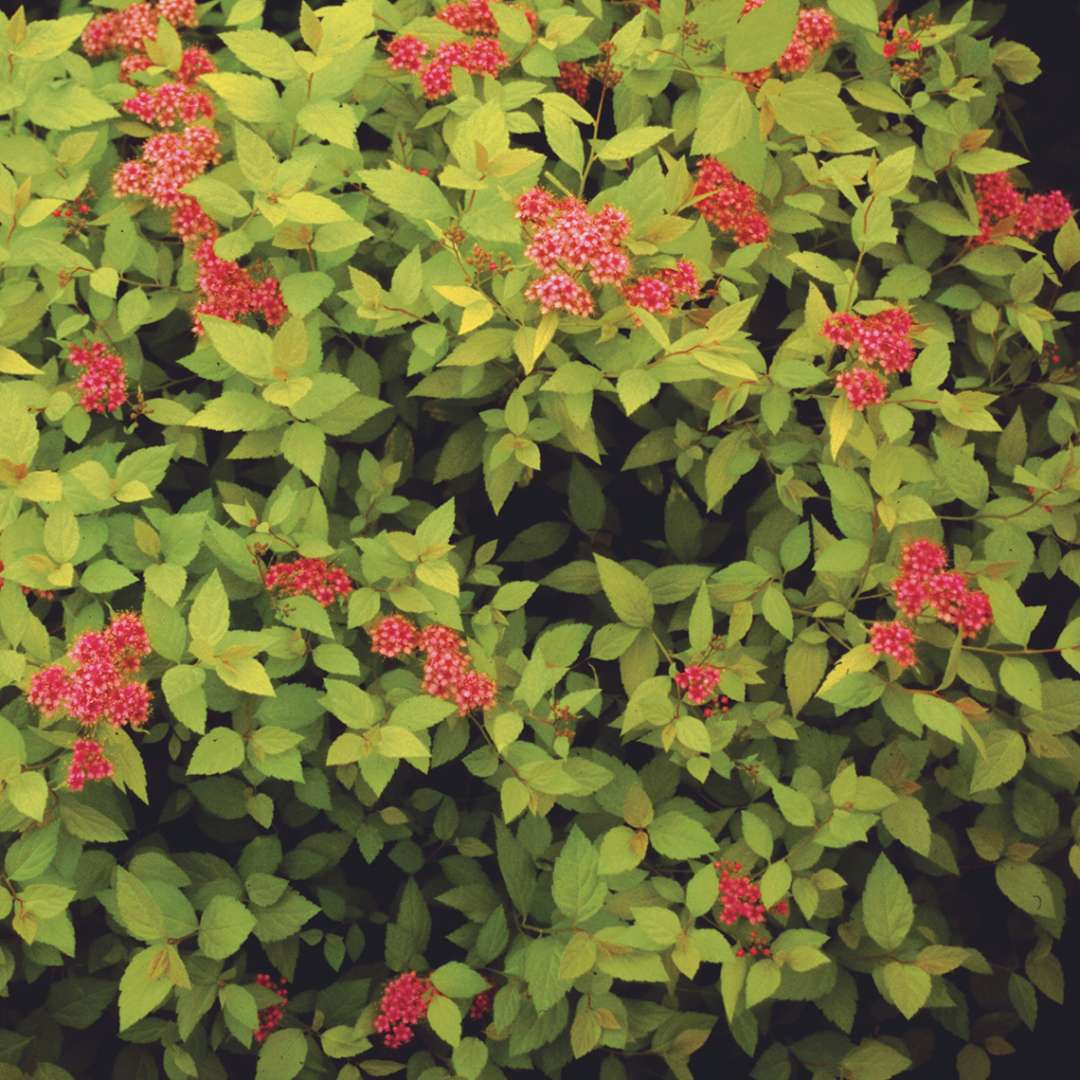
[829,396,855,459]
[434,284,486,307]
[0,347,42,376]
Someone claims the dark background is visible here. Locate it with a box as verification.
[4,0,1080,1076]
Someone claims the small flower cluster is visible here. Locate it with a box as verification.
[691,158,771,247]
[878,10,933,80]
[52,195,93,224]
[516,187,632,317]
[973,172,1073,247]
[28,613,154,731]
[386,0,536,100]
[870,539,994,669]
[674,663,724,705]
[264,557,353,608]
[367,617,498,717]
[622,261,701,317]
[81,0,197,67]
[374,971,438,1048]
[735,928,773,958]
[714,859,766,925]
[86,1,286,336]
[68,340,128,415]
[556,61,591,104]
[253,974,289,1043]
[823,306,917,411]
[733,2,837,90]
[702,695,732,718]
[468,977,495,1019]
[66,738,115,792]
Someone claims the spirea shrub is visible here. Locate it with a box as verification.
[0,0,1079,1078]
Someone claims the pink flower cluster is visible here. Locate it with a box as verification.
[367,617,498,718]
[870,539,994,669]
[86,2,287,336]
[714,859,767,925]
[516,187,634,316]
[622,261,700,317]
[264,558,353,608]
[974,172,1073,246]
[253,974,289,1043]
[386,1,536,100]
[28,613,153,735]
[81,0,197,63]
[734,3,837,89]
[674,663,724,706]
[823,306,916,411]
[66,738,115,792]
[68,340,128,414]
[468,979,495,1019]
[374,971,438,1048]
[691,158,771,246]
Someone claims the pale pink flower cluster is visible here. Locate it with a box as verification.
[674,663,724,705]
[68,340,128,414]
[367,617,498,717]
[623,261,700,316]
[27,613,154,729]
[264,557,353,608]
[81,0,196,61]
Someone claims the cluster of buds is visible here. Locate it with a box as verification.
[973,172,1073,247]
[733,2,837,90]
[374,971,439,1048]
[468,976,496,1019]
[735,927,774,958]
[27,612,154,730]
[85,1,286,336]
[385,0,537,101]
[702,695,732,718]
[555,61,591,104]
[66,738,115,792]
[691,158,770,247]
[878,8,933,80]
[367,616,498,718]
[516,187,633,317]
[679,20,714,56]
[68,340,128,415]
[589,40,622,90]
[466,243,512,275]
[823,306,917,411]
[51,190,94,228]
[870,538,994,669]
[253,974,289,1043]
[264,557,353,608]
[550,701,577,741]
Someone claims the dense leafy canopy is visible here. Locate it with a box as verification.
[0,1,1078,1078]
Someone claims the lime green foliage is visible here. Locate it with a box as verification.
[0,1,1078,1078]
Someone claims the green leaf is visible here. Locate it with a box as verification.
[187,728,245,776]
[220,30,303,80]
[552,826,606,923]
[427,994,462,1047]
[1000,656,1042,710]
[863,854,914,950]
[745,958,782,1007]
[598,126,671,161]
[7,773,47,822]
[453,1038,489,1080]
[827,0,879,30]
[358,168,455,225]
[116,868,166,942]
[841,1039,911,1080]
[773,783,815,827]
[882,962,931,1019]
[188,570,229,647]
[649,811,715,859]
[431,962,490,998]
[255,1029,308,1080]
[118,947,172,1031]
[995,860,1055,917]
[198,896,256,960]
[726,0,799,72]
[913,695,964,743]
[593,554,654,628]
